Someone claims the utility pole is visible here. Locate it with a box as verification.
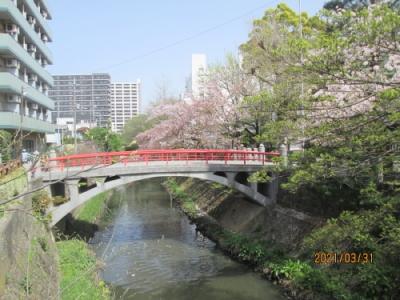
[73,77,77,154]
[17,86,26,159]
[299,0,305,153]
[299,0,304,99]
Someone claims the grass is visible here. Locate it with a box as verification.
[56,193,113,299]
[164,178,197,217]
[57,239,110,300]
[75,192,109,223]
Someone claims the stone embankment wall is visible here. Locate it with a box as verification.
[0,168,27,202]
[0,175,59,299]
[171,178,323,250]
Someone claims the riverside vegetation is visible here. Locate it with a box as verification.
[55,192,113,300]
[57,239,110,300]
[165,177,399,300]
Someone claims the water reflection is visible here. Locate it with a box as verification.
[90,179,283,300]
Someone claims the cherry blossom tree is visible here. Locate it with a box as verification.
[136,55,264,149]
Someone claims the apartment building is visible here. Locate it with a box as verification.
[0,0,54,153]
[110,80,141,133]
[49,73,111,128]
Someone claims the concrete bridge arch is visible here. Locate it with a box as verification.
[48,171,278,227]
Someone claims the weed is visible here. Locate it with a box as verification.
[19,276,31,295]
[32,190,51,215]
[75,192,109,223]
[57,239,110,299]
[52,196,68,206]
[37,237,48,252]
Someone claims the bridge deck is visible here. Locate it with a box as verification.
[41,149,279,181]
[42,160,274,181]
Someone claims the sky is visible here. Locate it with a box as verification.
[48,0,328,111]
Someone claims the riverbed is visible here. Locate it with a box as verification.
[90,179,284,300]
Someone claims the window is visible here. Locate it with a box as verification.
[23,140,34,152]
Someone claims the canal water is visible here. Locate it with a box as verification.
[90,179,284,300]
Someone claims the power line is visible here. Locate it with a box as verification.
[92,0,284,73]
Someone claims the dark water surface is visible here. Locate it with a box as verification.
[90,179,284,300]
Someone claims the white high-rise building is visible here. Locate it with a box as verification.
[191,54,207,99]
[111,80,141,133]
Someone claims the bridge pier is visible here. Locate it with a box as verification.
[225,171,279,205]
[268,174,279,203]
[226,172,236,184]
[65,179,80,202]
[250,182,258,194]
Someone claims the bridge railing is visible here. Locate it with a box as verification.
[45,149,280,171]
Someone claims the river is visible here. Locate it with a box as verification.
[89,179,284,300]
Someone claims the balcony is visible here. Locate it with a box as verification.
[0,34,53,86]
[23,0,52,40]
[0,111,55,133]
[31,0,52,20]
[0,72,54,109]
[0,0,53,63]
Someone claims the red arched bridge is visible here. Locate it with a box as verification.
[41,149,280,227]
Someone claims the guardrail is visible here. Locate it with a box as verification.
[46,149,280,171]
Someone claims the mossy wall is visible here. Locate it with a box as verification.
[0,177,59,299]
[0,168,27,207]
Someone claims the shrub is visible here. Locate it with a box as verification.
[52,196,68,206]
[32,191,52,215]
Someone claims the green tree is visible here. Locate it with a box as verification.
[121,114,166,149]
[283,4,400,195]
[84,127,123,152]
[239,3,322,149]
[282,4,400,298]
[241,4,400,297]
[324,0,400,10]
[0,130,12,162]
